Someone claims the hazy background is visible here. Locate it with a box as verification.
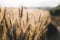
[0,0,60,7]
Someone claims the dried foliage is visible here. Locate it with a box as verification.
[0,7,51,40]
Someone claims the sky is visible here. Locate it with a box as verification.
[0,0,60,7]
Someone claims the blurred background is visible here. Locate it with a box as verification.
[0,0,60,26]
[0,0,60,40]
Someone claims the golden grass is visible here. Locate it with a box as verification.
[0,7,51,40]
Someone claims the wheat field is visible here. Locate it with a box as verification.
[0,7,51,40]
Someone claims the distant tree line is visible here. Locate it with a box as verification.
[49,5,60,16]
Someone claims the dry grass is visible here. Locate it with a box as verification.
[51,16,60,26]
[0,7,51,40]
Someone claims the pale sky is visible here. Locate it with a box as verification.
[0,0,60,7]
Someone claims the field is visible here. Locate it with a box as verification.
[0,6,60,40]
[0,7,51,40]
